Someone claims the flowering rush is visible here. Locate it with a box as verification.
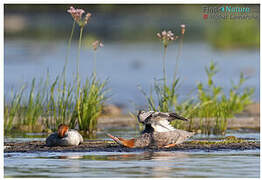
[180,24,186,35]
[157,30,178,47]
[92,40,104,51]
[67,6,92,27]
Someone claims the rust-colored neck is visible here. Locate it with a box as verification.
[58,124,69,138]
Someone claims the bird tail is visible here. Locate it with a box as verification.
[106,133,135,148]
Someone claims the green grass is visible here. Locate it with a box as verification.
[4,86,25,132]
[4,6,108,136]
[70,74,108,136]
[142,62,254,135]
[4,71,108,135]
[4,7,255,136]
[140,26,254,135]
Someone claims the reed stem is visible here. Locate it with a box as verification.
[163,46,167,86]
[94,51,97,76]
[77,26,84,80]
[64,21,76,73]
[174,34,184,80]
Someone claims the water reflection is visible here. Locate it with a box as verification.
[4,150,259,178]
[40,151,189,161]
[42,151,191,178]
[145,152,190,178]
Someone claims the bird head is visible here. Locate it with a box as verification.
[137,110,154,124]
[137,110,145,123]
[57,124,69,138]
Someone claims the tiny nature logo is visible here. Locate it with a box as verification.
[203,14,208,19]
[202,5,253,20]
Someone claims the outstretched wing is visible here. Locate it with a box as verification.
[146,112,189,132]
[151,119,176,132]
[140,111,189,133]
[153,112,189,122]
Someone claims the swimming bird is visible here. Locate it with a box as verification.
[107,110,194,148]
[46,124,83,147]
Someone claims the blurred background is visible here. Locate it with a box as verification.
[4,4,260,113]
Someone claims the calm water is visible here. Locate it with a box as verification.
[4,150,259,178]
[4,40,259,112]
[4,132,260,178]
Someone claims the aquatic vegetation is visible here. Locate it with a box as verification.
[4,6,255,136]
[139,25,186,130]
[139,28,183,113]
[173,62,253,135]
[156,29,177,86]
[45,74,74,129]
[70,75,108,135]
[92,40,104,74]
[189,136,248,145]
[20,79,45,126]
[184,62,254,135]
[4,6,108,135]
[4,86,25,132]
[140,25,254,135]
[68,6,108,136]
[67,6,91,27]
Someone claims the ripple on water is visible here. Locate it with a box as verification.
[4,149,260,178]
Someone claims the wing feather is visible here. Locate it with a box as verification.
[151,119,176,132]
[141,111,189,133]
[168,112,189,121]
[154,112,188,122]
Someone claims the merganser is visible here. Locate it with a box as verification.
[107,110,194,148]
[46,124,83,147]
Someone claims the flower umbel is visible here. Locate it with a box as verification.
[92,40,104,51]
[85,13,92,24]
[180,24,186,35]
[67,6,92,27]
[157,30,177,47]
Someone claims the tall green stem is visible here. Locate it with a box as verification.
[163,45,167,86]
[77,27,84,79]
[64,21,76,73]
[76,26,84,96]
[76,26,84,127]
[173,34,184,80]
[93,51,97,76]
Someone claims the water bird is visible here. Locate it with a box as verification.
[107,110,194,148]
[46,124,83,147]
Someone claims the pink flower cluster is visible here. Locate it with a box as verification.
[85,13,92,24]
[156,25,186,47]
[67,6,92,26]
[180,24,186,35]
[92,40,104,51]
[157,30,176,41]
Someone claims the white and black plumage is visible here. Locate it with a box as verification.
[137,110,189,133]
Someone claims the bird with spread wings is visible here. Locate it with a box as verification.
[107,110,194,148]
